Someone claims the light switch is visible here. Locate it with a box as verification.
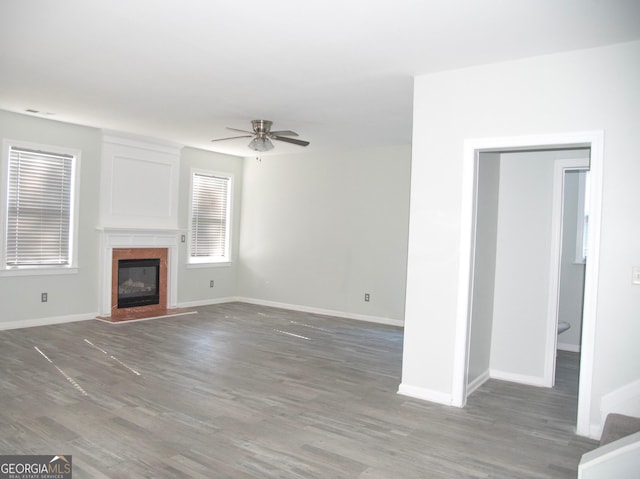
[633,266,640,285]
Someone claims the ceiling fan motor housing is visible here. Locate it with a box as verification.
[252,119,272,136]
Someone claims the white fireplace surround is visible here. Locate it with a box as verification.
[98,227,180,316]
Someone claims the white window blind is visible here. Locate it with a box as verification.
[190,172,230,261]
[5,146,74,266]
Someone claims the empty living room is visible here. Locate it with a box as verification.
[1,1,639,477]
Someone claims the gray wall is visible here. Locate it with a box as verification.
[0,110,102,324]
[237,145,411,322]
[177,147,244,305]
[467,152,500,389]
[0,109,411,326]
[490,150,587,382]
[558,170,586,350]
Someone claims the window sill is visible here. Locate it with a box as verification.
[0,266,79,277]
[186,261,232,269]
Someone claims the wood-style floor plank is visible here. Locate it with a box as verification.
[0,302,596,478]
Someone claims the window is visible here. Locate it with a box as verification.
[2,141,79,273]
[188,170,232,264]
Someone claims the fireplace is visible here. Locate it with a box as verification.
[109,247,169,321]
[117,258,160,308]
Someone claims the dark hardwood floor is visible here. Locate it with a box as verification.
[0,303,596,478]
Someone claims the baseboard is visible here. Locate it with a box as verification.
[0,312,98,331]
[467,370,490,395]
[489,369,548,387]
[177,296,239,309]
[557,342,581,353]
[236,297,404,327]
[600,378,640,430]
[397,383,455,406]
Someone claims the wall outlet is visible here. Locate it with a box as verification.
[364,293,370,302]
[41,292,48,302]
[181,234,186,243]
[210,280,215,288]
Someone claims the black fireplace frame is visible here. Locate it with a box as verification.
[117,258,160,309]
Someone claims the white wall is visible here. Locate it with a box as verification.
[466,152,500,391]
[237,145,411,323]
[558,170,586,351]
[403,40,640,434]
[0,110,102,325]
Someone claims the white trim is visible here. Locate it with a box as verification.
[0,313,97,331]
[188,168,234,265]
[578,431,640,477]
[546,158,590,387]
[95,310,198,325]
[557,342,581,353]
[600,379,640,425]
[490,369,547,387]
[578,132,604,437]
[1,139,81,273]
[177,297,239,309]
[236,297,404,327]
[467,370,490,395]
[457,131,603,437]
[97,227,180,316]
[398,383,454,405]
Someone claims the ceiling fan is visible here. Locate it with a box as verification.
[211,119,310,152]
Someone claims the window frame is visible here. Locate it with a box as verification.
[0,139,81,276]
[187,168,233,266]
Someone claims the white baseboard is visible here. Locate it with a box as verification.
[600,378,640,432]
[177,296,239,309]
[557,342,581,353]
[489,369,548,387]
[236,296,404,327]
[0,312,98,331]
[397,383,455,406]
[467,370,490,395]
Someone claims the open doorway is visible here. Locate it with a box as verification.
[451,132,603,437]
[466,150,588,393]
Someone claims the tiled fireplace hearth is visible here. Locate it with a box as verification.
[98,228,180,321]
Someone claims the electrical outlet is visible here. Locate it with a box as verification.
[364,293,370,302]
[210,280,215,288]
[181,234,186,243]
[41,292,48,302]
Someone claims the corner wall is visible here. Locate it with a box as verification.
[237,145,411,323]
[402,40,640,435]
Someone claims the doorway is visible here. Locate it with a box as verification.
[452,132,604,437]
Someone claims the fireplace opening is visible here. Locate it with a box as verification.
[117,258,160,309]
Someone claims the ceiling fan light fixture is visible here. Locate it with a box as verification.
[248,136,274,152]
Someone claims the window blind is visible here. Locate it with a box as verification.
[5,147,74,266]
[190,172,230,259]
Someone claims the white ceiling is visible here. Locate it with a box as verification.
[1,1,639,157]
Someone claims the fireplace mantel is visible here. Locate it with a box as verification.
[98,227,180,316]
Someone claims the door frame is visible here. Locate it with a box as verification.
[452,131,604,437]
[545,159,590,386]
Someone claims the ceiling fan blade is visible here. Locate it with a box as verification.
[272,135,310,147]
[227,127,254,134]
[211,135,252,142]
[269,130,299,137]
